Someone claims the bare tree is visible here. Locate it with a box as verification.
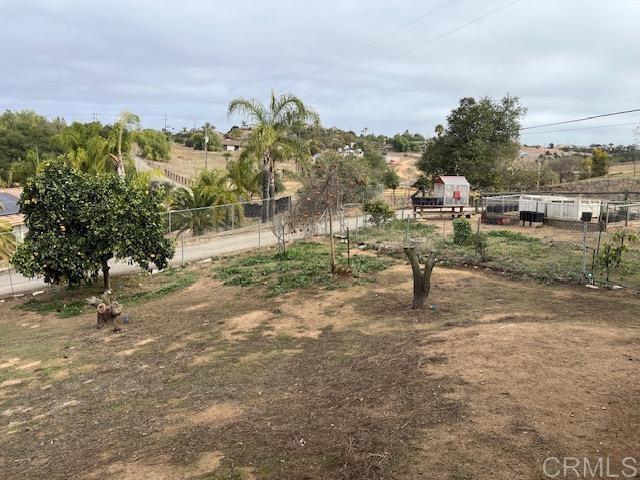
[403,243,436,309]
[289,153,367,272]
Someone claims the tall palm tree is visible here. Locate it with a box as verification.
[227,91,319,221]
[109,111,140,178]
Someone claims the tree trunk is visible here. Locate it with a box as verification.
[403,245,435,309]
[102,260,111,291]
[268,162,276,223]
[329,208,336,273]
[261,154,270,222]
[116,127,126,178]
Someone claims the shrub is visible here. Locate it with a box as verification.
[363,200,395,226]
[452,218,472,245]
[471,232,489,260]
[136,129,170,161]
[487,230,541,244]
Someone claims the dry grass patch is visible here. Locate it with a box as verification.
[0,256,639,479]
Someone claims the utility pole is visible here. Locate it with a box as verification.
[536,156,543,190]
[204,130,209,170]
[164,114,168,131]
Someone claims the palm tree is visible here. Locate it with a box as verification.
[169,169,243,236]
[109,111,140,178]
[226,156,260,200]
[227,91,319,221]
[170,185,222,236]
[64,136,112,175]
[11,148,46,184]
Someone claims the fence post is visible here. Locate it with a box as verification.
[581,220,588,283]
[181,231,185,267]
[405,216,409,243]
[258,218,261,248]
[7,268,15,296]
[354,212,359,244]
[168,211,172,235]
[347,227,351,269]
[231,204,235,230]
[625,204,630,227]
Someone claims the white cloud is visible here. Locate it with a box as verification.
[1,0,639,145]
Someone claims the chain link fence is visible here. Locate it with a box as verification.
[329,193,640,292]
[476,194,640,289]
[3,189,639,297]
[0,230,21,296]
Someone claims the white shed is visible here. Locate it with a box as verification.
[518,194,602,222]
[434,176,470,206]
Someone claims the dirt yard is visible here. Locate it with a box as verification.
[1,259,639,479]
[147,142,238,178]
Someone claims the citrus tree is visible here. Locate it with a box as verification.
[12,162,174,289]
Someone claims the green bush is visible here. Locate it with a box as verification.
[136,129,171,161]
[471,232,489,260]
[487,230,541,244]
[363,200,395,226]
[452,218,472,245]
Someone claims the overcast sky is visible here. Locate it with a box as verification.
[1,0,639,145]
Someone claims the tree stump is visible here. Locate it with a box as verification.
[87,291,123,332]
[403,245,436,309]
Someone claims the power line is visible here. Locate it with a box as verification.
[284,0,458,91]
[521,108,640,130]
[521,121,640,136]
[306,0,523,100]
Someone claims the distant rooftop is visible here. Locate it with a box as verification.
[0,188,22,216]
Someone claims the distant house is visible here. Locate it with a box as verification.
[0,187,26,241]
[222,138,245,152]
[337,143,363,158]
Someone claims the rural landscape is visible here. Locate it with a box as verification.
[2,1,640,479]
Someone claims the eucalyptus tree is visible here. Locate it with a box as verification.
[227,91,319,221]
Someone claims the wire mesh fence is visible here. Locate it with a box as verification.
[3,189,640,297]
[476,195,640,289]
[331,195,640,292]
[0,230,21,296]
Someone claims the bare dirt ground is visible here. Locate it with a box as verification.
[386,153,420,184]
[146,143,239,178]
[1,260,639,479]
